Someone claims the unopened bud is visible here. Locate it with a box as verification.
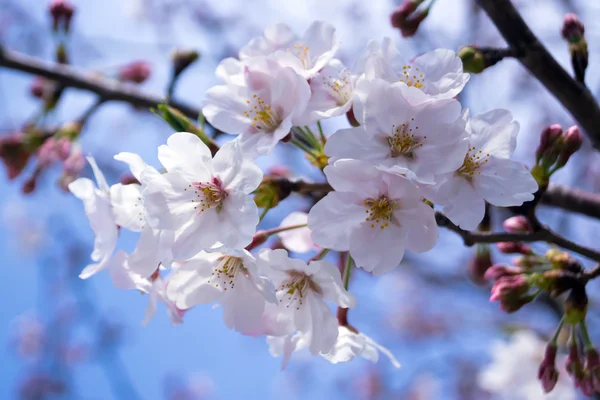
[254,177,293,209]
[266,165,291,178]
[246,230,269,251]
[536,124,563,163]
[537,344,559,393]
[566,340,585,385]
[30,77,47,99]
[503,216,532,233]
[586,348,600,391]
[0,132,32,180]
[119,61,151,84]
[458,46,485,74]
[490,275,532,313]
[513,255,544,269]
[49,0,75,33]
[468,244,493,284]
[390,0,428,38]
[171,50,200,77]
[483,264,522,281]
[562,13,585,43]
[497,242,533,255]
[555,125,582,169]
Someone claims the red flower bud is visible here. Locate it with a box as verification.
[503,216,532,233]
[536,124,562,163]
[118,61,152,84]
[390,1,428,38]
[483,264,522,281]
[555,125,582,169]
[538,344,558,393]
[490,275,532,313]
[561,13,585,43]
[496,242,533,255]
[49,0,75,33]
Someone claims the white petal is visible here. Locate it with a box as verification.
[110,183,144,232]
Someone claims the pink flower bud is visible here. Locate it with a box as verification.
[538,344,558,393]
[586,348,600,391]
[503,216,532,233]
[267,165,291,178]
[390,1,428,38]
[468,244,493,285]
[490,275,531,313]
[118,61,152,84]
[555,125,583,168]
[30,77,47,99]
[496,242,533,255]
[49,0,75,33]
[63,146,84,175]
[536,124,562,162]
[483,264,522,281]
[562,13,585,43]
[566,341,585,384]
[37,138,60,168]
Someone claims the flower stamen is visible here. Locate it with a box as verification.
[400,65,424,89]
[457,146,490,179]
[388,122,425,159]
[189,177,228,213]
[243,93,281,133]
[364,195,397,229]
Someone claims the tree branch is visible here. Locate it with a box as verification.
[435,211,600,262]
[541,184,600,220]
[476,0,600,150]
[0,46,205,123]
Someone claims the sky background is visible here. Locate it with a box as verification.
[1,0,600,399]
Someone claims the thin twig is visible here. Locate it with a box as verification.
[541,184,600,220]
[475,0,600,149]
[0,46,207,124]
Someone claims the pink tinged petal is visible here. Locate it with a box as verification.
[220,274,268,333]
[171,209,220,261]
[142,290,158,327]
[238,119,293,157]
[128,226,174,278]
[113,152,147,182]
[308,191,366,251]
[397,202,438,253]
[271,67,311,125]
[443,178,486,231]
[468,109,518,158]
[212,140,263,194]
[474,158,537,207]
[412,49,469,99]
[295,291,339,355]
[166,257,223,308]
[278,211,314,253]
[157,132,213,179]
[309,260,357,308]
[215,57,244,84]
[349,223,407,275]
[110,183,144,232]
[86,156,109,193]
[141,172,197,231]
[325,126,390,164]
[214,191,258,250]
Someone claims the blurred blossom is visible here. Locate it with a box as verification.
[18,373,66,399]
[11,313,45,360]
[478,331,576,400]
[277,211,314,253]
[405,373,442,400]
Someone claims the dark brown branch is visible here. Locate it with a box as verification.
[435,211,600,262]
[541,184,600,220]
[0,46,205,123]
[476,0,600,150]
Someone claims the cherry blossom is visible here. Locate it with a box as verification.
[270,21,339,79]
[258,249,356,355]
[203,57,310,156]
[309,159,438,275]
[68,156,118,279]
[239,23,298,60]
[355,37,469,99]
[322,326,401,367]
[142,133,262,260]
[166,249,276,333]
[325,79,467,183]
[425,110,538,231]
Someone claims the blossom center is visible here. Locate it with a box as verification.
[457,145,490,179]
[321,69,352,106]
[208,256,246,291]
[388,122,425,159]
[399,65,424,89]
[278,271,321,310]
[244,93,281,133]
[288,43,311,69]
[189,177,228,212]
[364,195,397,229]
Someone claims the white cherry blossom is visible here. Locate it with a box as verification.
[426,110,538,231]
[355,37,469,99]
[277,211,315,253]
[322,326,400,367]
[258,249,356,356]
[142,133,262,260]
[296,59,356,124]
[308,159,438,275]
[166,249,276,333]
[111,152,174,278]
[68,156,118,279]
[478,331,576,400]
[270,21,339,79]
[107,251,183,326]
[203,57,310,156]
[325,79,467,183]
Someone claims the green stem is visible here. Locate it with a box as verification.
[550,317,565,345]
[580,321,594,350]
[317,121,326,144]
[311,248,330,261]
[343,254,353,290]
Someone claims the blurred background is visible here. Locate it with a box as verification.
[1,0,600,398]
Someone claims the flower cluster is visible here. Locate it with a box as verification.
[69,21,539,368]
